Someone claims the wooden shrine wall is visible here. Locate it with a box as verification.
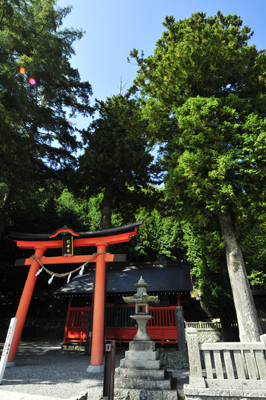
[64,304,178,345]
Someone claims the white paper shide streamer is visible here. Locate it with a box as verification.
[79,265,85,276]
[35,268,43,277]
[31,251,105,285]
[67,272,72,283]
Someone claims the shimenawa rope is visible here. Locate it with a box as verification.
[32,252,106,284]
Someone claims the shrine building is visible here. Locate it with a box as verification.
[54,260,193,346]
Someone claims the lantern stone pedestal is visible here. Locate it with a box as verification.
[114,277,177,400]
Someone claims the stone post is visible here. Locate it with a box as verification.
[260,334,266,348]
[176,306,186,352]
[186,328,206,388]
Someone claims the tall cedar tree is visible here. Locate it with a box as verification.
[0,0,93,237]
[77,95,161,230]
[129,11,266,341]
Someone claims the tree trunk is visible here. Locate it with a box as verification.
[100,184,112,230]
[0,187,16,239]
[218,213,262,342]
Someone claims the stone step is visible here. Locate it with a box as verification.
[114,388,178,400]
[120,357,162,370]
[114,372,172,390]
[116,366,166,380]
[125,349,158,361]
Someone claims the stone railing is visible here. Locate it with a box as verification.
[185,321,223,342]
[185,321,222,329]
[185,321,241,342]
[184,327,266,400]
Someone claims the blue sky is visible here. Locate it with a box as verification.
[57,0,266,131]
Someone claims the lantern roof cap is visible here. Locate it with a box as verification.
[135,276,149,288]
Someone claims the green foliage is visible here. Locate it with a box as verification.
[110,188,186,262]
[75,94,161,229]
[130,11,266,322]
[130,11,266,222]
[130,11,265,135]
[0,0,93,234]
[55,189,102,232]
[165,97,266,223]
[131,205,185,261]
[183,221,236,321]
[79,95,159,192]
[248,270,266,286]
[241,217,266,284]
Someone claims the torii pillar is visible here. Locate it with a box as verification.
[7,221,143,369]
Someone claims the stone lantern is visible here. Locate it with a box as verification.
[114,276,176,398]
[123,276,159,346]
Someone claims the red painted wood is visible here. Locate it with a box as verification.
[8,246,46,363]
[14,228,138,249]
[63,296,73,343]
[49,228,80,238]
[12,225,140,365]
[63,305,178,345]
[90,243,107,366]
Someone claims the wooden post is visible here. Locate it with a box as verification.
[85,294,94,355]
[88,242,107,371]
[7,246,46,364]
[103,339,116,400]
[63,296,72,344]
[186,327,206,388]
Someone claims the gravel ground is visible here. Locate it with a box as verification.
[0,340,189,400]
[0,340,125,400]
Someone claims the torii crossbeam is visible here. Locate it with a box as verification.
[8,221,143,370]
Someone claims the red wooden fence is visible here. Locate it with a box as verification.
[63,304,178,345]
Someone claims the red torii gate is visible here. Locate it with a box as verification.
[8,221,142,370]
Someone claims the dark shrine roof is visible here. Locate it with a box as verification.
[10,221,143,241]
[54,261,193,295]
